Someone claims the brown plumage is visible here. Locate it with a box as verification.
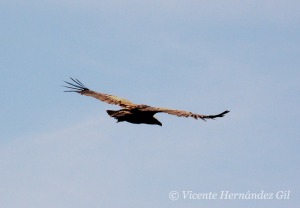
[63,78,229,126]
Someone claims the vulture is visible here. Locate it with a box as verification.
[63,78,229,126]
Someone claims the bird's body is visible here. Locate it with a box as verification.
[107,109,162,126]
[63,78,229,126]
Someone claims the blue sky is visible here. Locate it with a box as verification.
[1,0,299,207]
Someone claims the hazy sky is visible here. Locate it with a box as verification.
[1,1,299,207]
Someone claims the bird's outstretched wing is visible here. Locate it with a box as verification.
[63,77,136,108]
[139,106,229,121]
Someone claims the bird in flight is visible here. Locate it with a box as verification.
[63,78,229,126]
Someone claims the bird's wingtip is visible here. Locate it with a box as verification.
[62,77,89,92]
